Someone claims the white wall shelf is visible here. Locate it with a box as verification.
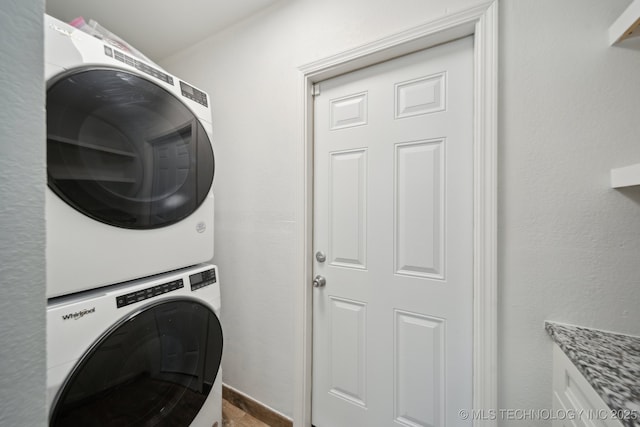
[609,0,640,44]
[611,163,640,188]
[609,2,640,188]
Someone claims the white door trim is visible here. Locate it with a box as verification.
[294,2,498,426]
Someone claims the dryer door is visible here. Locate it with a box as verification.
[47,68,214,229]
[49,300,223,426]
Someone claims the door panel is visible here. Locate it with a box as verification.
[312,36,474,427]
[329,149,368,269]
[328,296,367,407]
[394,310,445,427]
[394,139,445,279]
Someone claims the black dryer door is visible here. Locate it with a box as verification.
[49,299,223,426]
[47,68,215,229]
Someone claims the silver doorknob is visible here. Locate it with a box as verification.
[315,251,327,263]
[313,275,326,288]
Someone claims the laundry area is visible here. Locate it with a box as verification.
[3,1,640,427]
[43,12,225,427]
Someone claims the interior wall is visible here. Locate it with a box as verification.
[499,0,640,421]
[161,0,640,422]
[160,0,485,418]
[0,0,46,425]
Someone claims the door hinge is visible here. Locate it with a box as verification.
[312,84,320,96]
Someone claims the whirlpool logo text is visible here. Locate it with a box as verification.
[61,307,96,321]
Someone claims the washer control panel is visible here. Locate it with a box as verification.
[116,279,184,308]
[189,268,217,291]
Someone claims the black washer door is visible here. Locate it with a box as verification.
[50,300,223,426]
[47,68,214,229]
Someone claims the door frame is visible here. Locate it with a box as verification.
[294,2,498,426]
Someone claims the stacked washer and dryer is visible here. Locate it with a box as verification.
[45,14,223,427]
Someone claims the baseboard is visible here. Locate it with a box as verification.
[222,383,293,427]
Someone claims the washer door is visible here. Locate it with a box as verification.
[47,68,214,229]
[49,300,223,426]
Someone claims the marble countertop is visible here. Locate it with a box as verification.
[546,321,640,427]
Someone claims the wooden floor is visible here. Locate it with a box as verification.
[222,399,271,427]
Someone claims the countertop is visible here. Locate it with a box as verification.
[546,321,640,427]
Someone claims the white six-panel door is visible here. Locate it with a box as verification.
[312,36,474,427]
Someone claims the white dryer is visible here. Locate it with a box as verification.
[47,264,223,427]
[45,14,215,298]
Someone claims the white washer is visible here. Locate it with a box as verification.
[47,264,223,427]
[45,14,215,298]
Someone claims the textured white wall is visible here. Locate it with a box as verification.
[0,0,46,425]
[499,0,640,422]
[161,0,485,417]
[161,0,640,422]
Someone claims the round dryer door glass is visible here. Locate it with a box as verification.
[47,68,215,229]
[49,300,223,426]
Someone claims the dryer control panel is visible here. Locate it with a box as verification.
[180,81,208,107]
[104,45,175,85]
